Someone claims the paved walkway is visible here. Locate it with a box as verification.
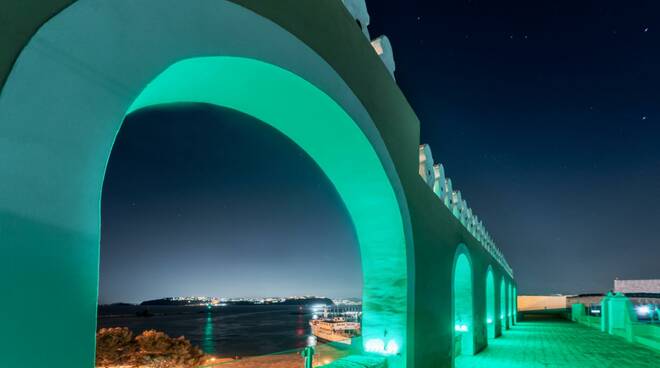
[456,319,660,368]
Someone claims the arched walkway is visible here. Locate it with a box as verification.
[453,245,475,358]
[486,267,496,339]
[0,1,526,367]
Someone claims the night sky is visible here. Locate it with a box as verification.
[100,105,360,304]
[100,0,659,303]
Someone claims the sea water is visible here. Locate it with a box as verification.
[98,304,313,357]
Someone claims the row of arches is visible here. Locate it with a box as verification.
[0,1,521,367]
[453,245,517,361]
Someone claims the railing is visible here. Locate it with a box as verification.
[572,298,660,353]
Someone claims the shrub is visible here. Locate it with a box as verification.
[135,330,204,367]
[95,328,204,367]
[96,327,137,367]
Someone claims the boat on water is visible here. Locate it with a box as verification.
[309,306,361,345]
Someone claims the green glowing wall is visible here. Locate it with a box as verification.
[486,268,496,339]
[453,247,475,357]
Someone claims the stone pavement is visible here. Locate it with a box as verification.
[456,319,660,368]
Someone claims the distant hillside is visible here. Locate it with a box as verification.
[140,297,334,306]
[262,297,334,306]
[140,298,204,306]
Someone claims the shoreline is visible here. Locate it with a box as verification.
[95,343,354,368]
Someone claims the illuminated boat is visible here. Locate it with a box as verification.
[309,307,361,345]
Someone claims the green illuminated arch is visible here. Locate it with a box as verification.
[128,57,409,356]
[485,267,496,339]
[453,244,475,357]
[513,286,518,324]
[500,279,507,331]
[0,55,410,367]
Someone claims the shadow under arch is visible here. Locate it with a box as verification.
[485,266,496,339]
[452,244,475,359]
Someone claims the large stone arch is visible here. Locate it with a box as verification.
[0,1,413,367]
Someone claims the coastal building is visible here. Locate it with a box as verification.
[614,279,660,294]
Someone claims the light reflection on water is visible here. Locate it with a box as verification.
[98,304,317,357]
[203,313,216,354]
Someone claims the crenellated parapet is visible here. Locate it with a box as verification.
[418,144,435,186]
[417,143,513,277]
[340,0,511,276]
[341,0,371,40]
[370,36,396,78]
[341,0,396,78]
